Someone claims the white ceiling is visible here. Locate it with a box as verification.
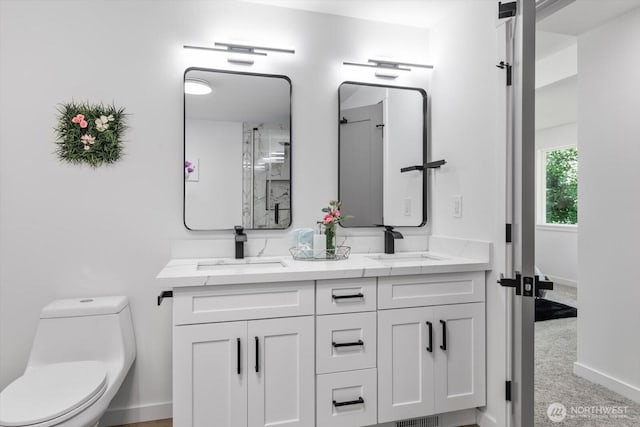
[240,0,467,29]
[536,31,576,59]
[537,0,640,35]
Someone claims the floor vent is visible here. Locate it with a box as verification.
[396,415,439,427]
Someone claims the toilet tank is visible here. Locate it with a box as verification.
[26,296,136,372]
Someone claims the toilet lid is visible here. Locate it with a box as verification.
[0,361,107,427]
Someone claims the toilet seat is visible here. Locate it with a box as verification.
[0,361,107,427]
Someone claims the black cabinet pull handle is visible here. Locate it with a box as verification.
[274,203,280,224]
[440,320,447,351]
[333,397,364,407]
[237,338,241,375]
[332,293,364,300]
[255,336,260,373]
[332,339,364,348]
[426,321,433,352]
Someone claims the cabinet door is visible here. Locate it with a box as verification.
[378,307,435,423]
[173,321,247,427]
[248,316,315,427]
[433,302,486,413]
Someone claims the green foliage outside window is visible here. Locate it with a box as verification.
[545,147,578,224]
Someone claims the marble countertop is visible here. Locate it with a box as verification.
[157,250,491,287]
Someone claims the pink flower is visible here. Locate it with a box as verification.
[83,145,91,151]
[323,214,334,225]
[80,120,88,128]
[333,209,341,218]
[71,114,85,124]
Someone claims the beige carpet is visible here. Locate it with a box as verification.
[535,285,640,426]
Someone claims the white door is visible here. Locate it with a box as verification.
[378,307,435,422]
[433,303,486,413]
[173,321,247,427]
[339,102,384,226]
[248,316,315,427]
[497,0,537,425]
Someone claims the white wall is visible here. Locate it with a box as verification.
[535,123,578,286]
[0,0,432,422]
[430,3,506,426]
[536,43,577,89]
[575,7,640,402]
[185,119,243,230]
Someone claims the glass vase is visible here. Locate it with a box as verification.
[325,223,336,258]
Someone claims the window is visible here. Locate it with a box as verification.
[538,146,578,225]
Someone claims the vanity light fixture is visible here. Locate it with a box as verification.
[227,57,255,66]
[184,79,212,95]
[184,42,295,57]
[343,58,434,72]
[374,72,399,80]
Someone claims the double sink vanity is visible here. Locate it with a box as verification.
[158,240,489,427]
[173,63,488,426]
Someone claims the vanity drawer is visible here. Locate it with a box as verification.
[173,281,314,325]
[317,368,377,427]
[316,278,376,314]
[316,312,376,374]
[378,271,485,309]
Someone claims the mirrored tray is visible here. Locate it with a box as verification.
[289,246,351,261]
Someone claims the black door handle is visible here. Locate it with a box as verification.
[426,321,433,352]
[237,338,241,375]
[332,293,364,300]
[440,320,447,351]
[275,203,280,224]
[332,339,364,348]
[333,397,364,407]
[255,336,260,373]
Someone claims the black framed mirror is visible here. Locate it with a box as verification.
[184,68,292,231]
[338,81,427,228]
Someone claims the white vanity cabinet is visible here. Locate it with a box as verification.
[173,283,315,427]
[314,278,378,427]
[167,262,487,427]
[377,272,486,423]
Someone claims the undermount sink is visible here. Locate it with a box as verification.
[367,253,446,265]
[197,258,287,271]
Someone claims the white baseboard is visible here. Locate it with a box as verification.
[547,274,577,288]
[574,362,640,403]
[99,401,172,427]
[476,408,499,427]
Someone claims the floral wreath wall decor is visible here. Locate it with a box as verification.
[54,101,127,167]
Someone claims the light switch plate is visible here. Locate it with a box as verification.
[453,195,462,218]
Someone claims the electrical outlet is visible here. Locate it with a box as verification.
[453,195,462,218]
[403,198,412,216]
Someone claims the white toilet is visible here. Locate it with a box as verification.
[0,296,136,427]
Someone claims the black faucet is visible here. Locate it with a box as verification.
[234,226,247,259]
[383,226,403,254]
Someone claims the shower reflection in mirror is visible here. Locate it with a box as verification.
[184,68,292,231]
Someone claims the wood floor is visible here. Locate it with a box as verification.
[115,421,478,427]
[114,420,171,427]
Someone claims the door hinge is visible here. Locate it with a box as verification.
[505,380,512,401]
[506,223,512,243]
[498,1,517,19]
[496,61,512,86]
